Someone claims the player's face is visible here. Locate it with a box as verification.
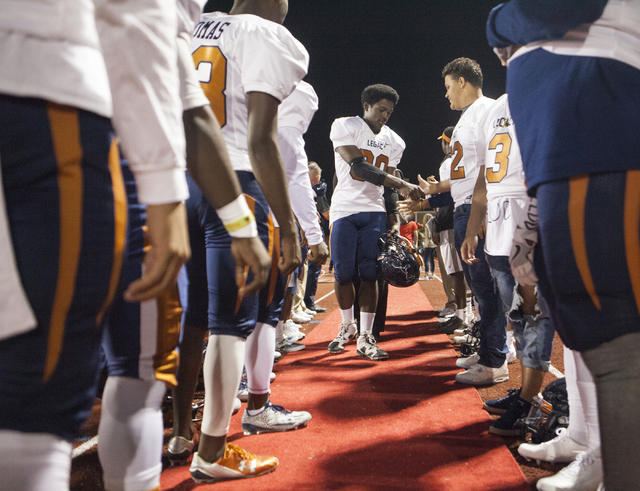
[363,98,395,133]
[444,75,464,111]
[441,140,450,155]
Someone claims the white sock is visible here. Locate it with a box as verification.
[340,307,354,325]
[564,346,588,446]
[98,376,166,491]
[360,312,375,334]
[275,320,285,343]
[200,334,245,437]
[245,322,276,395]
[456,309,465,320]
[0,430,71,491]
[574,351,601,451]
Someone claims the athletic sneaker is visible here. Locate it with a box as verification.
[455,361,509,385]
[275,338,305,353]
[439,315,463,334]
[283,319,305,341]
[437,307,455,317]
[241,400,311,435]
[307,303,326,313]
[357,332,389,361]
[483,387,521,414]
[291,311,312,324]
[456,352,480,369]
[327,320,357,353]
[535,448,603,491]
[237,379,249,402]
[189,444,278,483]
[518,427,588,464]
[303,308,317,317]
[274,351,282,361]
[454,325,471,336]
[167,434,199,466]
[489,397,531,436]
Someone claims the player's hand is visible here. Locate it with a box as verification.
[308,241,329,265]
[461,235,479,264]
[493,45,522,66]
[279,231,302,276]
[399,182,424,200]
[230,236,271,296]
[397,199,422,214]
[433,232,441,247]
[427,175,438,185]
[299,228,308,248]
[125,202,190,302]
[418,174,437,195]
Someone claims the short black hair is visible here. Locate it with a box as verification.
[442,58,483,88]
[361,84,399,107]
[444,126,454,139]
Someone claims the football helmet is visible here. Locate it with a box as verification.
[376,233,422,287]
[520,377,569,443]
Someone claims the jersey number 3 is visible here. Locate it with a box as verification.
[350,149,389,184]
[192,46,227,127]
[486,133,511,183]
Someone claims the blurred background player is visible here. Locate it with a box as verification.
[0,0,191,489]
[487,0,640,488]
[97,1,272,489]
[328,84,423,361]
[275,81,329,351]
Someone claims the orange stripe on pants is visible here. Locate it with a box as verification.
[625,170,640,314]
[44,103,83,382]
[568,175,601,311]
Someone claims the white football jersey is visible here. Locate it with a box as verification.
[277,81,323,245]
[439,155,453,182]
[483,94,527,201]
[329,117,405,224]
[191,12,309,173]
[482,94,528,257]
[449,96,495,208]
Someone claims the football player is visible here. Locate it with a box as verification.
[97,1,272,489]
[169,0,312,483]
[487,0,640,488]
[420,58,508,385]
[0,0,190,489]
[327,84,423,361]
[460,94,556,437]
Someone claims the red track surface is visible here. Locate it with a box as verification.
[71,262,566,490]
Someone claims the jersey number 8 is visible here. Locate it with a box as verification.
[192,46,228,127]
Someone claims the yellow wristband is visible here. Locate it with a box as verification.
[223,213,255,232]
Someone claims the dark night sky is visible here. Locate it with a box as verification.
[207,1,506,191]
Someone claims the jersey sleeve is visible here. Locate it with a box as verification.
[487,0,608,48]
[95,0,188,204]
[278,81,319,133]
[239,23,309,102]
[330,117,360,150]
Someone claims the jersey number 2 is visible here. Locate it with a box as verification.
[450,141,465,180]
[192,46,227,127]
